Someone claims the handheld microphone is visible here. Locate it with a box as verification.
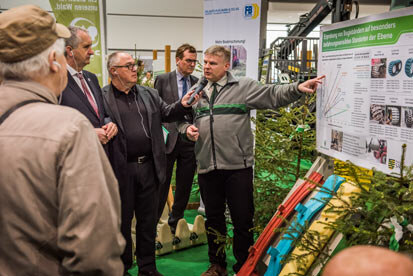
[187,77,208,105]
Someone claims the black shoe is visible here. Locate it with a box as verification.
[169,223,176,235]
[201,264,228,276]
[138,270,163,276]
[168,217,179,235]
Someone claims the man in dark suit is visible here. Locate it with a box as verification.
[60,26,117,145]
[103,52,200,276]
[154,44,199,231]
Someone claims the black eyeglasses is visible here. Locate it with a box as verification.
[114,64,138,71]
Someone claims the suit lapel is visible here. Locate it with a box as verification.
[67,72,100,120]
[83,71,104,119]
[137,85,153,130]
[169,71,179,101]
[190,75,198,87]
[104,85,125,134]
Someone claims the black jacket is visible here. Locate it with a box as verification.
[60,70,109,128]
[102,84,191,188]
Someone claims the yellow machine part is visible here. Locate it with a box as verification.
[279,160,373,276]
[288,65,300,72]
[279,181,360,275]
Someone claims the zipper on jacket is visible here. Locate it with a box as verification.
[236,134,247,168]
[205,82,230,171]
[209,101,218,170]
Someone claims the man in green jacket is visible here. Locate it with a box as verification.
[180,45,324,276]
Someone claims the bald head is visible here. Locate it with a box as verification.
[323,245,413,276]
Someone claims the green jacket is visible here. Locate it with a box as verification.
[179,72,303,174]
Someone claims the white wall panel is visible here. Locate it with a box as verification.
[107,15,203,51]
[0,0,51,11]
[106,0,203,17]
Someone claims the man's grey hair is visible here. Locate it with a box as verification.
[107,51,127,78]
[204,45,231,63]
[0,38,65,81]
[64,26,88,56]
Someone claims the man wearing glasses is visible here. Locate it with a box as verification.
[103,52,201,276]
[60,26,118,147]
[154,44,199,232]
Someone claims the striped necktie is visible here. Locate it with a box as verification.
[78,72,99,118]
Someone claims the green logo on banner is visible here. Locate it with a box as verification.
[71,17,100,47]
[49,0,104,86]
[322,15,413,52]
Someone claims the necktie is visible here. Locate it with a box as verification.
[78,72,100,118]
[210,83,218,106]
[181,76,188,98]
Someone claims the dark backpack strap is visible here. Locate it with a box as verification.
[0,100,45,125]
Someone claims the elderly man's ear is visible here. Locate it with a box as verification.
[49,52,61,72]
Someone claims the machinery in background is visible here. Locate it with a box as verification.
[390,0,413,10]
[262,0,360,84]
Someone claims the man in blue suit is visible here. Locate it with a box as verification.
[60,26,117,145]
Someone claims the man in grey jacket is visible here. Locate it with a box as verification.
[0,5,125,275]
[181,45,324,276]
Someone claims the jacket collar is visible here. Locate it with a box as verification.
[200,72,238,102]
[2,80,58,104]
[169,71,179,100]
[103,83,152,135]
[225,71,239,84]
[103,83,124,134]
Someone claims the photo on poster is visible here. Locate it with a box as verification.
[366,137,387,164]
[229,45,247,77]
[370,104,386,124]
[385,105,401,126]
[388,59,403,77]
[405,58,413,78]
[330,129,343,152]
[402,106,413,128]
[371,58,387,78]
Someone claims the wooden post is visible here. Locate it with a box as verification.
[165,45,171,73]
[167,186,174,212]
[153,49,157,60]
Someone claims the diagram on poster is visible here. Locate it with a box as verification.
[317,7,413,174]
[318,64,350,123]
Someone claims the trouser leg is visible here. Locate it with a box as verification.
[199,168,254,272]
[198,170,227,268]
[135,160,159,273]
[120,163,138,271]
[157,150,177,221]
[225,168,254,273]
[168,140,197,227]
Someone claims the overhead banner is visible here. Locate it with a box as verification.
[203,0,262,80]
[317,7,413,174]
[49,0,105,86]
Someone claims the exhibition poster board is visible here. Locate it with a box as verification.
[317,7,413,174]
[49,0,106,86]
[203,0,261,80]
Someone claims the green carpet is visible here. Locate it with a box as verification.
[128,210,236,276]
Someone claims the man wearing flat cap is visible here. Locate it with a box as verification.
[0,5,125,276]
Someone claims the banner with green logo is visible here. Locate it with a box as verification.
[50,0,104,86]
